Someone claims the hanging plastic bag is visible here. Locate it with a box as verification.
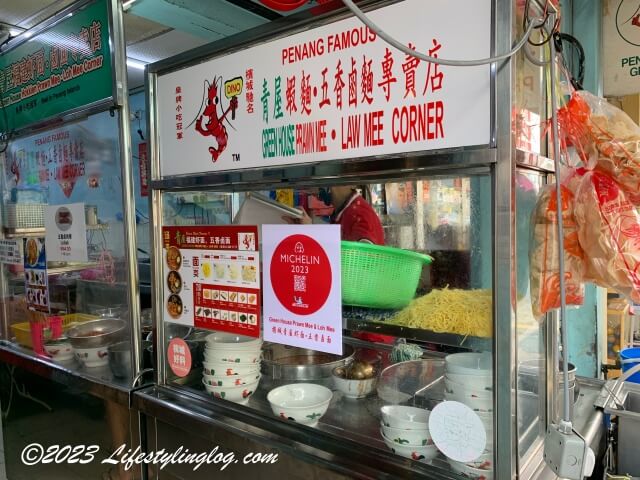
[530,183,586,317]
[558,91,640,205]
[573,170,640,302]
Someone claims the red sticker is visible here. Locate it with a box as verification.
[167,337,192,377]
[270,234,331,315]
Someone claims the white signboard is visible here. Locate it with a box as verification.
[262,225,342,355]
[604,0,640,96]
[0,239,22,265]
[44,203,88,262]
[157,0,491,177]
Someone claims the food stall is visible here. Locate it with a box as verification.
[134,0,608,479]
[0,1,148,478]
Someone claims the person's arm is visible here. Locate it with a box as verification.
[282,208,312,225]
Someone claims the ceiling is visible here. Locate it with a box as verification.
[0,0,327,90]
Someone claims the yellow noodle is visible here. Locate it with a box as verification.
[387,288,493,338]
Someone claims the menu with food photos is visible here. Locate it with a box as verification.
[162,226,261,338]
[23,237,50,313]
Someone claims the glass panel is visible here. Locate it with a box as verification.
[515,169,547,462]
[158,172,494,476]
[0,111,135,383]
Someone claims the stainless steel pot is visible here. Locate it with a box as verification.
[67,319,126,349]
[108,341,131,378]
[261,343,355,387]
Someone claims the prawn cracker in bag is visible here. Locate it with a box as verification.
[573,170,640,302]
[569,91,640,205]
[530,184,585,317]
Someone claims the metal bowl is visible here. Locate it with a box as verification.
[108,341,131,378]
[261,343,354,387]
[67,319,126,349]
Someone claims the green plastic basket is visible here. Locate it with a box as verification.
[341,241,433,309]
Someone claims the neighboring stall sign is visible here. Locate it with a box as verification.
[156,0,491,177]
[4,115,116,200]
[262,225,342,355]
[44,203,88,262]
[23,238,49,312]
[603,0,640,96]
[138,142,149,197]
[0,0,113,133]
[0,239,22,265]
[162,226,261,338]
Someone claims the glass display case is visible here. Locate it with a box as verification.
[133,1,595,479]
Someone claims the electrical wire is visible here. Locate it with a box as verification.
[341,0,545,67]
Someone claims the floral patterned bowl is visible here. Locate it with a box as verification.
[204,348,261,364]
[203,372,261,387]
[202,378,260,405]
[202,361,260,377]
[267,383,332,427]
[381,431,439,464]
[380,422,432,446]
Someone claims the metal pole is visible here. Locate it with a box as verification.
[109,0,142,378]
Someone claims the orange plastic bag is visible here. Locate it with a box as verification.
[530,183,586,317]
[573,170,640,302]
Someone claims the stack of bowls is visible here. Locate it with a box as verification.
[202,332,262,405]
[379,406,438,463]
[444,352,493,477]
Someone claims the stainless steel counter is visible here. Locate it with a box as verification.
[134,384,464,479]
[0,341,150,406]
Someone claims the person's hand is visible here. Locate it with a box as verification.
[282,208,312,225]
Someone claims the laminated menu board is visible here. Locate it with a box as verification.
[23,238,49,312]
[162,226,260,337]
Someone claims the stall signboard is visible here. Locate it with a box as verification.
[162,226,261,337]
[0,240,22,265]
[156,0,491,177]
[0,0,113,133]
[44,203,88,262]
[262,225,342,355]
[603,0,640,96]
[23,238,49,312]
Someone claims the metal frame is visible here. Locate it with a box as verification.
[141,0,554,478]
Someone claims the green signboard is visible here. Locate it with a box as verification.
[0,0,113,133]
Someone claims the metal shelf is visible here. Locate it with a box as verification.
[3,223,110,238]
[343,309,491,351]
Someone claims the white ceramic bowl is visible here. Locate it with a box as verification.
[444,378,492,398]
[445,372,492,389]
[44,340,74,362]
[205,332,262,350]
[332,370,377,399]
[380,405,429,430]
[448,459,493,479]
[381,432,439,463]
[475,411,494,434]
[380,422,432,446]
[202,361,260,377]
[73,346,109,367]
[203,372,261,387]
[463,451,493,470]
[202,378,259,405]
[204,348,261,364]
[267,383,332,426]
[445,352,492,375]
[444,392,493,412]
